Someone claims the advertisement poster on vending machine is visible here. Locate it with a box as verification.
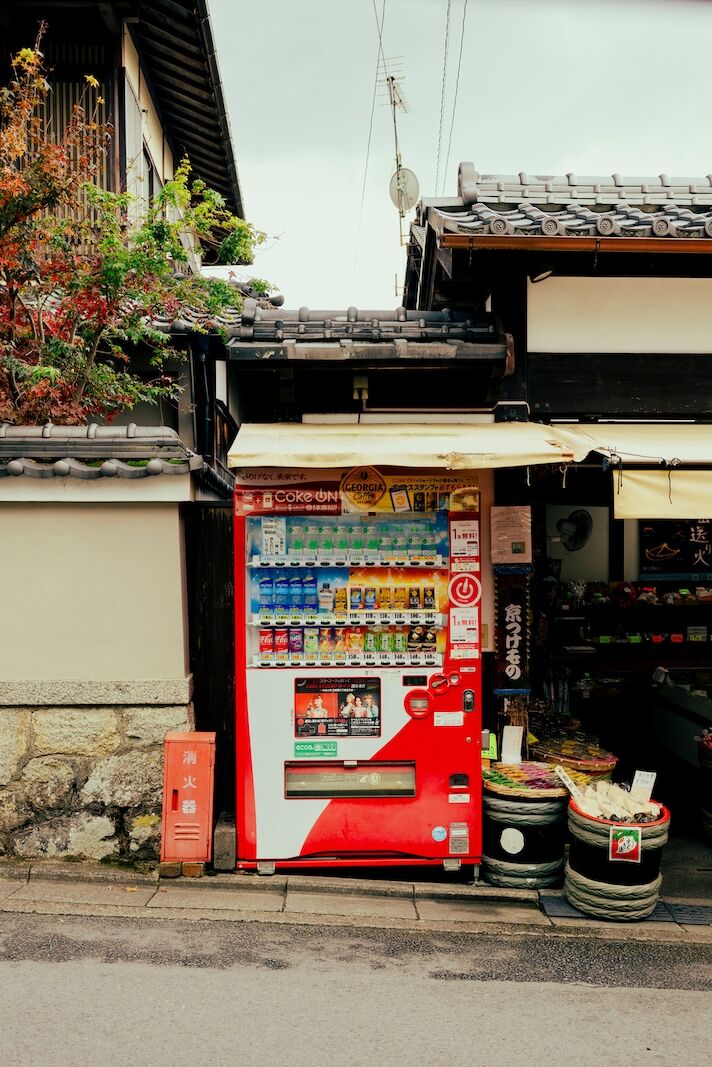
[294,676,381,737]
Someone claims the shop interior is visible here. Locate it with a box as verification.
[490,461,712,892]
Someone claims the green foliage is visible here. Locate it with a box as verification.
[246,277,272,296]
[0,41,267,425]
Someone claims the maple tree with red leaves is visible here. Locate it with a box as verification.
[0,30,265,425]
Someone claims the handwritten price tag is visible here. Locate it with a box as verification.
[553,765,585,802]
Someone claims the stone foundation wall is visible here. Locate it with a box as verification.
[0,703,194,862]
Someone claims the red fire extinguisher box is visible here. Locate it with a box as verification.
[161,731,216,863]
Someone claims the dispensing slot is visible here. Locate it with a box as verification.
[285,761,416,798]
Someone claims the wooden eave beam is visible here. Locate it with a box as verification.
[439,233,712,255]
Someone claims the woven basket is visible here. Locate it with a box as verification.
[483,762,572,799]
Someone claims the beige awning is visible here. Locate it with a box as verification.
[613,470,712,519]
[557,423,712,466]
[227,421,589,470]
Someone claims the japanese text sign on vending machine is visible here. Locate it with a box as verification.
[161,732,216,863]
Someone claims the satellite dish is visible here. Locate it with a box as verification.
[389,167,420,213]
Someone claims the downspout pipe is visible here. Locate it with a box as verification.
[192,334,213,465]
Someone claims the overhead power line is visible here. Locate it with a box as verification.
[434,0,453,196]
[443,0,469,194]
[357,0,387,241]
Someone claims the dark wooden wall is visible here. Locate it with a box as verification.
[183,502,235,817]
[528,353,712,419]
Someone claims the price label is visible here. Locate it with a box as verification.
[553,765,585,802]
[631,770,656,803]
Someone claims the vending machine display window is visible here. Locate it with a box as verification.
[246,512,450,669]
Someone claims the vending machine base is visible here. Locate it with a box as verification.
[242,858,481,874]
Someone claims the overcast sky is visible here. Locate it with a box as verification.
[209,0,712,309]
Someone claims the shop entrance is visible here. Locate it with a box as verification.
[493,463,712,896]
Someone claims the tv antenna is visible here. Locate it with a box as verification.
[379,62,419,245]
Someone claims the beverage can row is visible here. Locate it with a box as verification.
[258,626,422,659]
[349,585,437,611]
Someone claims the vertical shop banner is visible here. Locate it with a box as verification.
[494,569,532,689]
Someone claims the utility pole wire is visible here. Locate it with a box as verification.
[443,0,469,195]
[356,0,387,258]
[434,0,452,196]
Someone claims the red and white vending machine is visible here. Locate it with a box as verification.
[234,466,483,874]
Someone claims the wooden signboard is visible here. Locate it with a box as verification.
[639,519,712,580]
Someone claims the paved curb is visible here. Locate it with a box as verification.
[2,859,712,942]
[2,896,711,944]
[0,859,158,886]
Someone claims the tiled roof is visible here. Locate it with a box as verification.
[419,162,712,240]
[456,163,712,207]
[27,283,283,340]
[0,424,202,479]
[226,306,512,364]
[232,306,499,342]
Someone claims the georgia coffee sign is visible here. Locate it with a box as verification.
[340,467,387,510]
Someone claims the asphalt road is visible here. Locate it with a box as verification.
[2,913,711,1067]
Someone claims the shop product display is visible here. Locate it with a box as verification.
[482,761,568,888]
[565,798,670,921]
[483,762,584,797]
[530,735,617,780]
[574,781,661,823]
[696,727,712,751]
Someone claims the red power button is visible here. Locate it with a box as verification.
[448,572,482,607]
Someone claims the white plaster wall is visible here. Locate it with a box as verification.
[0,503,188,681]
[123,30,174,186]
[527,276,712,353]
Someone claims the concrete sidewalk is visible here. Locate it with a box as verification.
[2,858,712,944]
